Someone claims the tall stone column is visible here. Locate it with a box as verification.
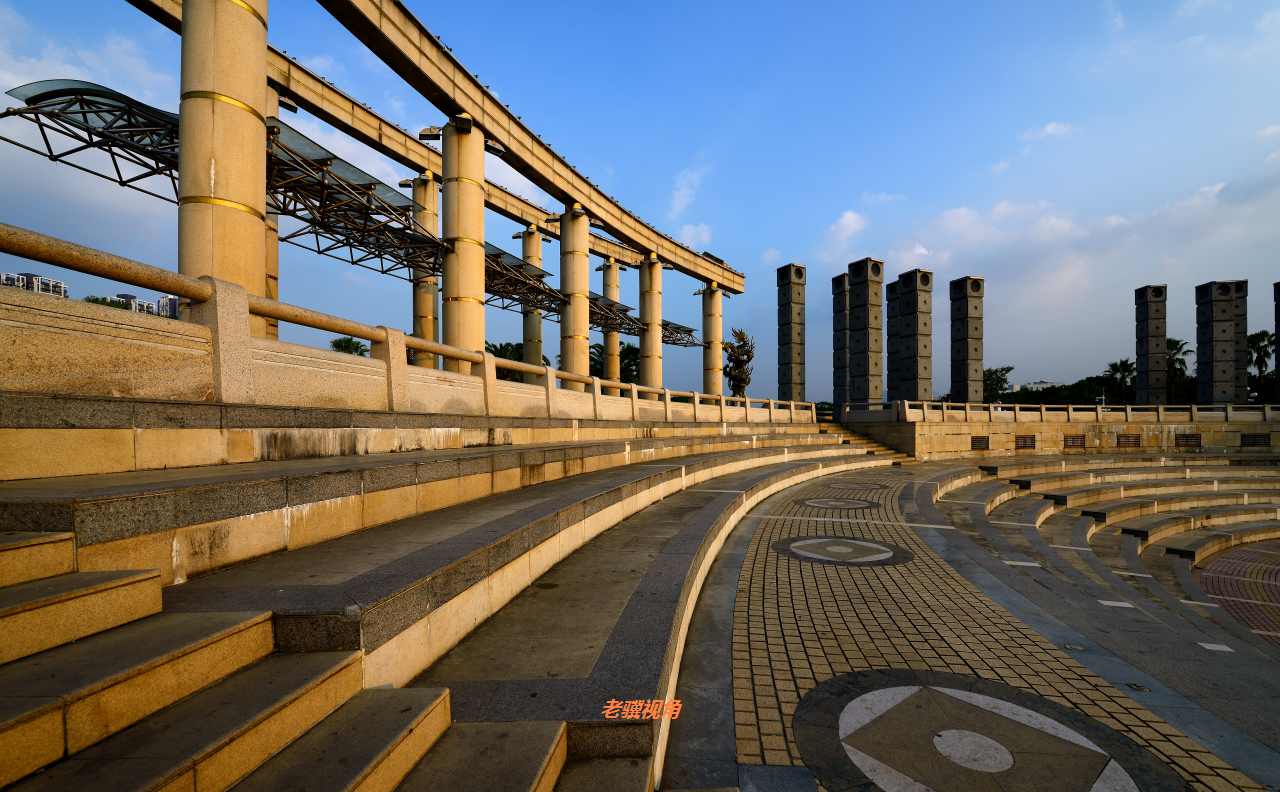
[950,276,983,403]
[178,0,268,331]
[1135,285,1167,405]
[897,268,933,401]
[639,253,663,399]
[441,114,485,374]
[848,258,884,404]
[411,172,439,367]
[777,264,805,402]
[559,203,590,392]
[1195,281,1235,404]
[832,273,850,405]
[885,280,899,403]
[603,257,621,395]
[263,87,280,339]
[1233,281,1249,404]
[703,282,723,397]
[521,224,544,386]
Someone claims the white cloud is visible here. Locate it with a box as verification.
[816,210,867,263]
[912,244,931,255]
[678,223,711,248]
[863,192,906,203]
[761,248,782,265]
[300,54,344,79]
[1103,0,1126,32]
[1021,122,1074,140]
[992,160,1010,173]
[1258,10,1280,33]
[667,166,708,221]
[1177,0,1223,16]
[991,199,1052,220]
[1268,151,1280,165]
[1257,125,1280,139]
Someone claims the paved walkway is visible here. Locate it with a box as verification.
[666,461,1277,792]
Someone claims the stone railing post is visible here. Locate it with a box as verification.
[767,398,777,423]
[590,376,603,419]
[630,383,641,421]
[189,276,254,404]
[662,388,673,422]
[477,351,498,416]
[719,394,726,422]
[372,326,410,412]
[544,367,559,419]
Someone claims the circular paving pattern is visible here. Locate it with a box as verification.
[823,481,888,491]
[803,497,874,510]
[1198,539,1280,649]
[794,669,1192,792]
[772,535,913,567]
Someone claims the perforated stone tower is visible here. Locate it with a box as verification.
[777,263,806,402]
[885,280,899,403]
[1135,285,1167,406]
[1233,281,1249,404]
[848,258,884,404]
[832,273,850,405]
[1196,281,1235,404]
[897,268,933,401]
[949,276,983,403]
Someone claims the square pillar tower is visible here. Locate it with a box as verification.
[885,281,899,403]
[777,264,806,402]
[949,276,983,403]
[1135,285,1167,405]
[1195,281,1235,404]
[1233,281,1248,404]
[848,258,884,404]
[897,269,934,401]
[832,273,850,405]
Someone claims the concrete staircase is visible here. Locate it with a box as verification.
[819,424,918,465]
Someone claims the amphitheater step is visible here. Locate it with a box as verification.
[0,610,272,788]
[0,531,74,587]
[11,651,363,792]
[0,569,162,664]
[552,757,651,791]
[396,721,567,792]
[230,687,449,792]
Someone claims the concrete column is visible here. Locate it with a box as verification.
[897,268,933,401]
[1195,281,1235,404]
[177,0,269,331]
[521,224,544,386]
[832,273,850,405]
[559,203,590,392]
[849,258,884,404]
[950,276,983,403]
[703,282,724,396]
[603,257,621,395]
[885,281,899,403]
[411,172,439,368]
[263,87,279,340]
[1135,285,1167,405]
[639,253,662,398]
[777,264,805,402]
[441,114,485,374]
[1232,281,1249,404]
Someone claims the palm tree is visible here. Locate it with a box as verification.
[331,336,369,356]
[484,341,548,381]
[1248,330,1274,378]
[1166,338,1194,404]
[1105,358,1136,404]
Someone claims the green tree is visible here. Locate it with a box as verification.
[84,296,127,310]
[619,343,640,384]
[723,328,755,398]
[982,366,1014,403]
[331,336,369,356]
[1166,337,1194,404]
[485,341,549,382]
[1105,358,1136,404]
[1248,330,1274,378]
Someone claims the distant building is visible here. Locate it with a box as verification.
[157,295,180,318]
[1022,380,1063,392]
[3,272,69,298]
[115,294,157,315]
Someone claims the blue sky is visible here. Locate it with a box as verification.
[2,0,1278,399]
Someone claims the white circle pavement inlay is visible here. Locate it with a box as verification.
[932,729,1015,772]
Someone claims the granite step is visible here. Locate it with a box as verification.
[0,569,161,664]
[0,531,73,587]
[395,721,567,792]
[0,610,272,787]
[10,651,362,792]
[230,687,449,792]
[552,757,652,791]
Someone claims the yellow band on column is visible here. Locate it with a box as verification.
[224,0,268,27]
[562,334,589,340]
[178,195,266,221]
[442,177,486,190]
[562,292,588,299]
[448,237,484,248]
[444,296,485,304]
[564,250,589,258]
[181,91,266,123]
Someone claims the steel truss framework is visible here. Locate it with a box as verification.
[0,80,700,346]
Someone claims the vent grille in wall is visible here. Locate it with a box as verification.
[1014,435,1036,450]
[971,436,990,451]
[1063,435,1085,449]
[1116,434,1140,448]
[1175,434,1202,448]
[1241,433,1271,447]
